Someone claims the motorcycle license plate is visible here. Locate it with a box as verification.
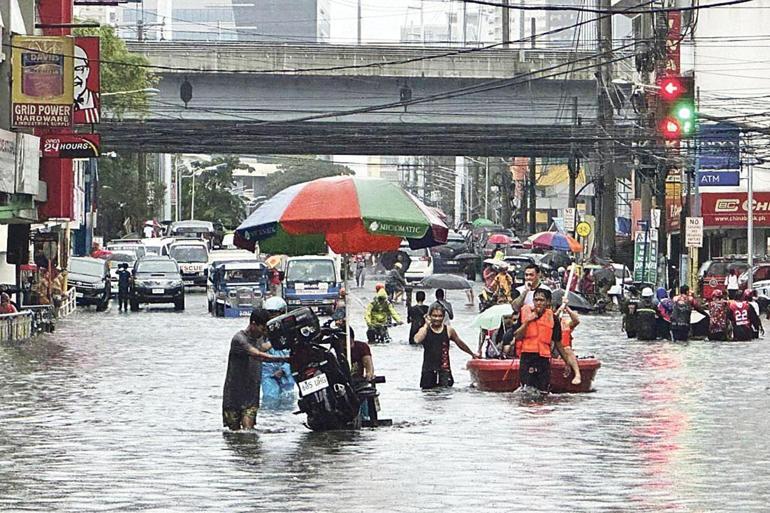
[152,288,164,294]
[75,292,84,298]
[299,373,329,396]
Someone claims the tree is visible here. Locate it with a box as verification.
[97,154,165,240]
[264,157,354,199]
[179,156,248,229]
[73,24,157,119]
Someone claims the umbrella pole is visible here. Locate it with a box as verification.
[566,265,576,294]
[344,254,352,369]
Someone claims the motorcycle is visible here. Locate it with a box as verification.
[267,307,390,431]
[366,323,393,344]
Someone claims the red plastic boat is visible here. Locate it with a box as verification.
[467,357,601,393]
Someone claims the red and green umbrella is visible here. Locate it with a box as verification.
[234,176,448,255]
[527,231,582,252]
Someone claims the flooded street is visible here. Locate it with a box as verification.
[2,288,770,512]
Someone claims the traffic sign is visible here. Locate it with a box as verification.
[564,208,576,232]
[651,208,661,229]
[686,217,703,247]
[576,221,591,238]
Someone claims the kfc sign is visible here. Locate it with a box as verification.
[702,192,770,227]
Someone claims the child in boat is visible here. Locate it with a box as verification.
[554,296,582,385]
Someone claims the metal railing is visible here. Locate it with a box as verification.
[58,288,77,318]
[19,305,56,336]
[0,311,33,342]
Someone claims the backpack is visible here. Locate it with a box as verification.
[709,301,728,333]
[671,298,692,328]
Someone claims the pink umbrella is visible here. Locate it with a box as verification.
[487,233,512,245]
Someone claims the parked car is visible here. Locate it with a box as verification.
[67,256,110,311]
[169,240,209,286]
[399,241,434,282]
[701,257,749,299]
[130,256,185,311]
[209,261,269,317]
[431,231,469,273]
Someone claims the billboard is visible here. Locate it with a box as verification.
[701,192,770,228]
[73,37,100,124]
[698,123,740,170]
[42,134,100,159]
[11,36,74,128]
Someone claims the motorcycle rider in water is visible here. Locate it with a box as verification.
[365,288,402,343]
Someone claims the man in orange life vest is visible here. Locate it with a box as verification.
[514,288,581,392]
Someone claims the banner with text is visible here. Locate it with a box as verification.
[11,36,74,128]
[701,192,770,228]
[42,133,100,159]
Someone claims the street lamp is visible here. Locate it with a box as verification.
[179,162,227,220]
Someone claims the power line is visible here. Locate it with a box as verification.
[459,0,753,14]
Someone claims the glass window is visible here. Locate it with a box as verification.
[224,269,265,283]
[69,259,104,276]
[170,246,208,263]
[136,260,178,274]
[286,260,335,282]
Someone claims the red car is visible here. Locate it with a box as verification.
[700,258,748,300]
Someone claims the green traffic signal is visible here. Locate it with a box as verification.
[673,100,696,135]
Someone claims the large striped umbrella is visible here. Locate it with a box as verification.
[528,231,582,252]
[234,176,449,255]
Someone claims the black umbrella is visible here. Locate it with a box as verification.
[416,274,473,290]
[551,289,595,313]
[454,253,480,261]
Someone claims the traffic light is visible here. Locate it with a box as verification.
[657,75,696,140]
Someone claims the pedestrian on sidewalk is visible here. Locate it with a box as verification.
[222,308,288,431]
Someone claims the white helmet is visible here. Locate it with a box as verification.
[264,296,287,313]
[641,287,654,298]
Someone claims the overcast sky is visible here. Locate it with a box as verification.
[329,0,457,44]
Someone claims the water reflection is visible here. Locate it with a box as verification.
[0,291,768,512]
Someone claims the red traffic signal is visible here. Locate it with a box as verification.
[659,76,684,101]
[661,117,681,139]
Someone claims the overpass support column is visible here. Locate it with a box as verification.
[528,157,536,234]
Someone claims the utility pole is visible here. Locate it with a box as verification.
[502,0,510,48]
[357,0,362,45]
[597,0,615,258]
[138,152,148,220]
[568,96,579,208]
[528,157,536,233]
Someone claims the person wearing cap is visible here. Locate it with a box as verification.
[116,262,132,312]
[635,287,658,341]
[222,308,289,430]
[261,297,296,409]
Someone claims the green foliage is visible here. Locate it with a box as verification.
[179,156,247,229]
[264,157,354,199]
[73,24,157,119]
[96,154,165,240]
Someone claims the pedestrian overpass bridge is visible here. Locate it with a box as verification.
[100,42,633,156]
